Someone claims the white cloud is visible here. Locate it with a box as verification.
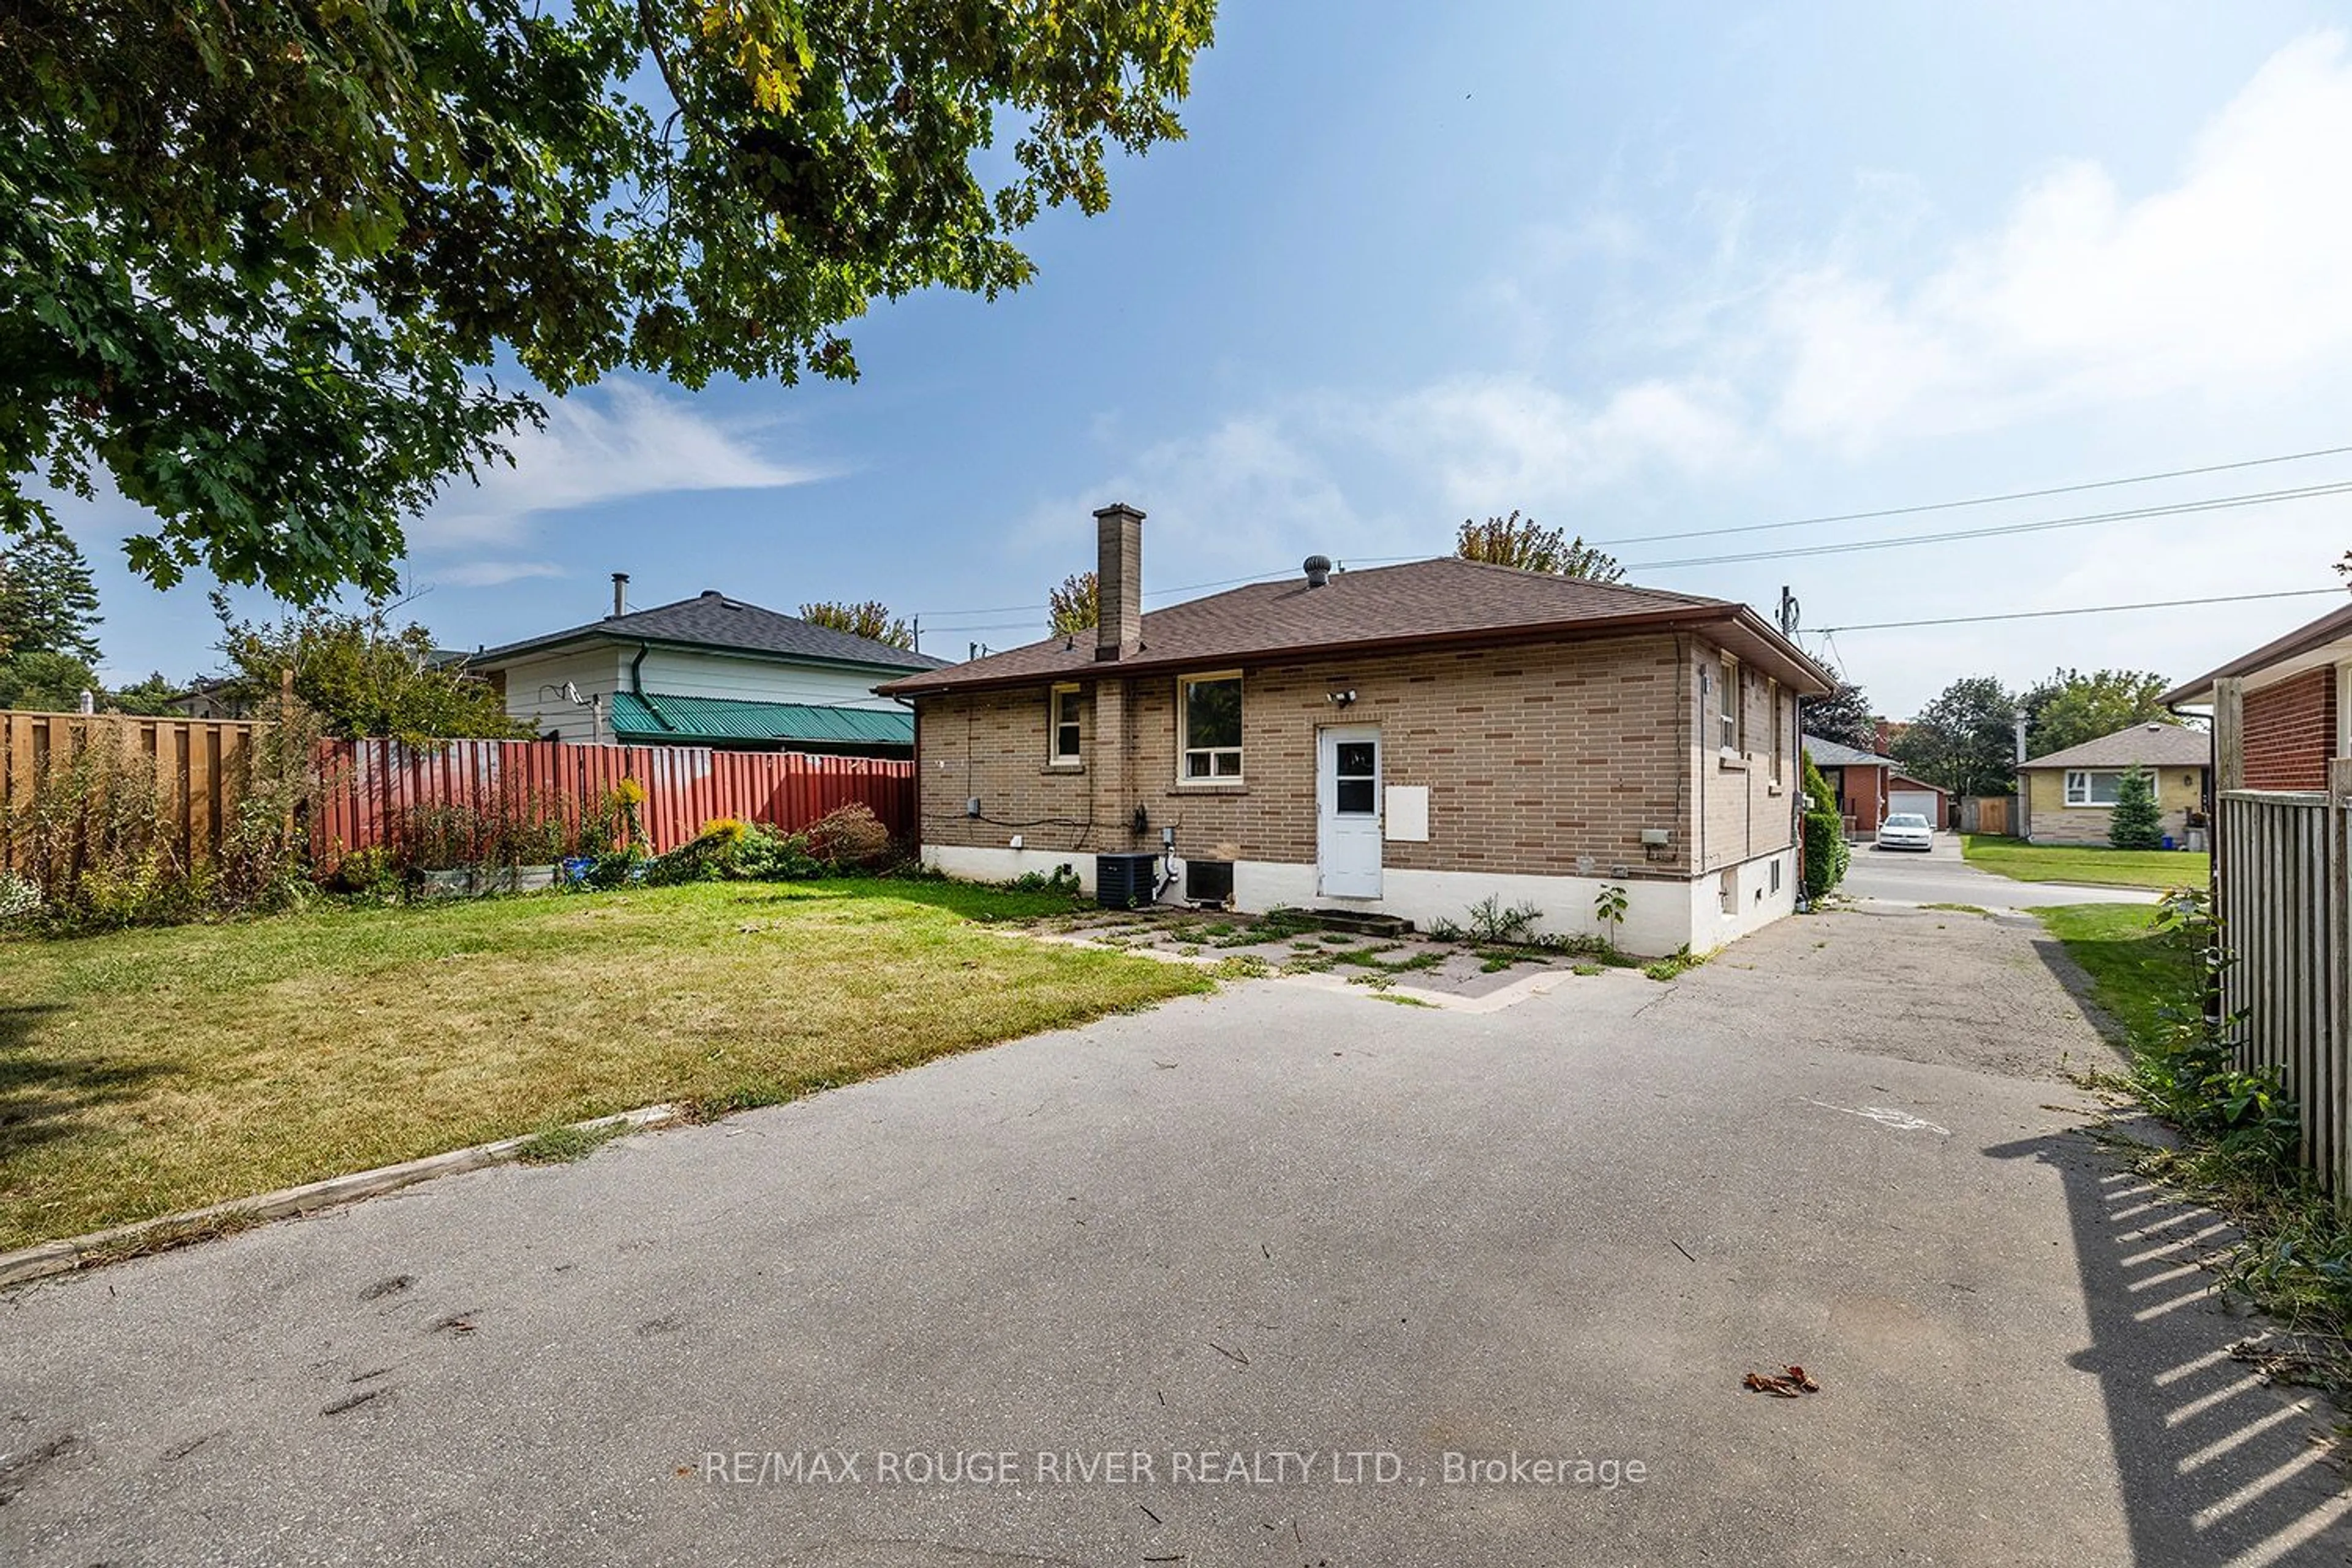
[410,381,822,551]
[1770,31,2352,447]
[1020,31,2352,712]
[1362,374,1755,511]
[433,559,567,589]
[1018,415,1376,587]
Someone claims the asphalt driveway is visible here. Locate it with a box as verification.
[1838,830,2163,909]
[2,905,2344,1566]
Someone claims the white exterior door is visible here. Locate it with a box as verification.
[1317,726,1383,899]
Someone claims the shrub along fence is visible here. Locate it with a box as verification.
[0,711,263,874]
[311,737,916,868]
[3,711,916,892]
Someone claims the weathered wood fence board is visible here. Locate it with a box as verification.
[0,712,259,872]
[2214,760,2352,1194]
[1958,795,2012,836]
[311,738,915,862]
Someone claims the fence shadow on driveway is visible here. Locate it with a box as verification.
[1988,1126,2352,1566]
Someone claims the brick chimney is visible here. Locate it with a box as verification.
[1093,502,1144,661]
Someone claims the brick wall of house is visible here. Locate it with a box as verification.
[911,631,1799,883]
[2242,667,2335,791]
[1694,646,1798,873]
[2022,764,2207,846]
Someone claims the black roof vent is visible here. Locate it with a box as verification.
[1303,554,1333,588]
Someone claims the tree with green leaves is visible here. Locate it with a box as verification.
[0,533,101,662]
[2107,764,2164,850]
[1802,679,1878,752]
[2019,668,2176,756]
[0,650,98,712]
[797,600,915,650]
[1893,676,2019,797]
[102,672,184,716]
[213,597,527,744]
[1049,570,1098,636]
[4,2,1216,603]
[1455,511,1625,582]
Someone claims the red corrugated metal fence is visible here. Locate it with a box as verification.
[311,739,914,864]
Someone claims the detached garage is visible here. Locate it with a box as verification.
[1805,733,1950,837]
[1888,776,1948,826]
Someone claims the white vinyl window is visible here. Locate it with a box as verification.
[1179,673,1243,780]
[2064,770,2126,806]
[1719,655,1741,752]
[1049,684,1082,764]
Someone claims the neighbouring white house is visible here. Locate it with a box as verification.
[468,575,947,755]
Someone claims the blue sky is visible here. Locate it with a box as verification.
[60,1,2352,715]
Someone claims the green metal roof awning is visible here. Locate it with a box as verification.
[607,692,913,748]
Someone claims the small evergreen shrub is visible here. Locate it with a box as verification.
[1800,748,1850,900]
[2108,764,2165,850]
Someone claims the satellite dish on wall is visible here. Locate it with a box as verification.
[561,680,582,705]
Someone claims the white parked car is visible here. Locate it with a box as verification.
[1877,812,1935,851]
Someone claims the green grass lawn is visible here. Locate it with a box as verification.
[1962,834,2209,892]
[0,879,1209,1250]
[2030,902,2197,1046]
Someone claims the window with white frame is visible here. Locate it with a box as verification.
[1049,684,1082,764]
[2064,770,2127,806]
[1719,655,1741,752]
[1179,673,1243,780]
[1768,677,1783,782]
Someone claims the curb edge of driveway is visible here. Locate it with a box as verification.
[0,1102,687,1292]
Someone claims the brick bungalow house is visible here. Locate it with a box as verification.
[2015,722,2211,846]
[2161,600,2352,789]
[1801,733,1949,839]
[879,504,1834,956]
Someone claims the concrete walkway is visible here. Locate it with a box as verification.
[1839,831,2168,909]
[1,905,2342,1566]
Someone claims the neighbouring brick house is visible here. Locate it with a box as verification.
[2162,601,2352,791]
[1801,733,1949,839]
[2016,722,2211,846]
[878,504,1834,956]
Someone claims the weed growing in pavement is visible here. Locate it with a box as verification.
[1641,946,1709,982]
[1464,895,1543,945]
[514,1121,626,1164]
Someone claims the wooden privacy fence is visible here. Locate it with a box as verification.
[1958,794,2013,836]
[2213,760,2352,1194]
[311,738,916,864]
[0,711,263,873]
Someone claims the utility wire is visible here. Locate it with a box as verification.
[1624,480,2352,572]
[1591,441,2352,547]
[1812,586,2343,634]
[912,446,2352,623]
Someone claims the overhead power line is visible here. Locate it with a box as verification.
[1591,441,2352,547]
[911,443,2352,624]
[1812,586,2343,634]
[1625,480,2352,572]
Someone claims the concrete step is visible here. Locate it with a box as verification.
[1308,908,1415,938]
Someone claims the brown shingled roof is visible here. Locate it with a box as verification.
[2019,722,2212,771]
[881,557,1833,696]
